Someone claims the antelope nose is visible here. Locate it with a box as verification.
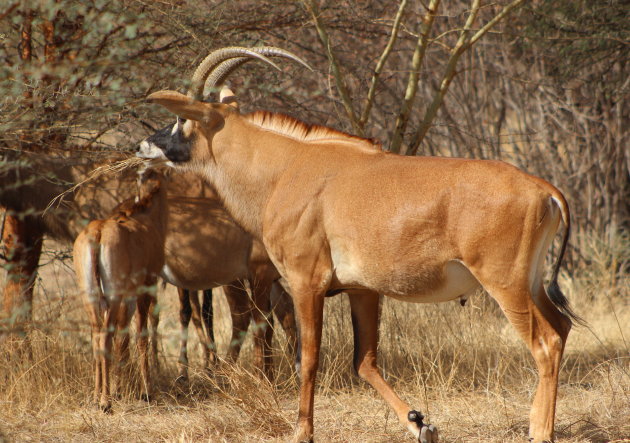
[136,140,150,157]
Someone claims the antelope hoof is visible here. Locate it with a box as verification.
[140,393,152,402]
[408,410,438,443]
[99,403,113,414]
[419,424,438,443]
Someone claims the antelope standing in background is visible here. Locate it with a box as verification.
[137,46,582,443]
[161,167,288,381]
[73,167,165,411]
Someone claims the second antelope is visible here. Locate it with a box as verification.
[73,168,165,411]
[137,47,582,443]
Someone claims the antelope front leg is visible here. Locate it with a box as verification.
[271,282,298,360]
[348,292,438,442]
[148,294,160,372]
[224,283,250,364]
[201,289,217,366]
[189,289,214,372]
[136,292,153,402]
[291,288,325,443]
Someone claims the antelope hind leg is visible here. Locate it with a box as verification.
[348,291,439,442]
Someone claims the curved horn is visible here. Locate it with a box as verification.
[203,47,313,96]
[188,47,281,100]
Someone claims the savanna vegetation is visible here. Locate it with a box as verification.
[1,1,628,441]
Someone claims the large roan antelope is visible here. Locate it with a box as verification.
[137,46,582,443]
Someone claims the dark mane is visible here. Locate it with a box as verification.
[243,111,382,152]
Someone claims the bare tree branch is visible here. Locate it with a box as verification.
[469,0,527,47]
[406,0,527,156]
[388,0,441,154]
[302,0,361,134]
[358,0,408,131]
[0,2,18,21]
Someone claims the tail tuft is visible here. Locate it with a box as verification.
[547,274,586,327]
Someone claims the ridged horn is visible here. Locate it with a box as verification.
[203,46,313,96]
[188,47,281,100]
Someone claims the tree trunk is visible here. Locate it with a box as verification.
[1,213,43,336]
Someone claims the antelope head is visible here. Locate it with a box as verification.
[136,166,165,201]
[138,46,311,165]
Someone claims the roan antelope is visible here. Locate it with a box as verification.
[137,47,582,443]
[73,167,165,411]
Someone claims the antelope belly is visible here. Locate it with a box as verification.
[332,247,480,303]
[385,261,480,303]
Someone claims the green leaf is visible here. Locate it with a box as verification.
[125,23,138,39]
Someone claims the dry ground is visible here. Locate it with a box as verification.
[1,235,628,442]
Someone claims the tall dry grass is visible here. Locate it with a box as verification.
[0,231,628,442]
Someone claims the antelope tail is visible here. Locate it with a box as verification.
[548,194,585,326]
[81,232,107,315]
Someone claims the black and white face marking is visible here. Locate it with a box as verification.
[137,117,194,164]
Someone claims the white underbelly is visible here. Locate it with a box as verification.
[386,261,480,303]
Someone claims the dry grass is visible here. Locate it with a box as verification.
[1,232,628,442]
[43,156,145,214]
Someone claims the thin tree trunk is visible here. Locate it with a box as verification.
[1,214,43,336]
[388,0,441,154]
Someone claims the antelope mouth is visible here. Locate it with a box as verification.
[136,140,175,168]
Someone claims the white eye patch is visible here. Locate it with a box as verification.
[171,118,194,138]
[171,120,179,135]
[181,119,194,138]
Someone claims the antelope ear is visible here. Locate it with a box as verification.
[219,87,239,110]
[147,90,226,124]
